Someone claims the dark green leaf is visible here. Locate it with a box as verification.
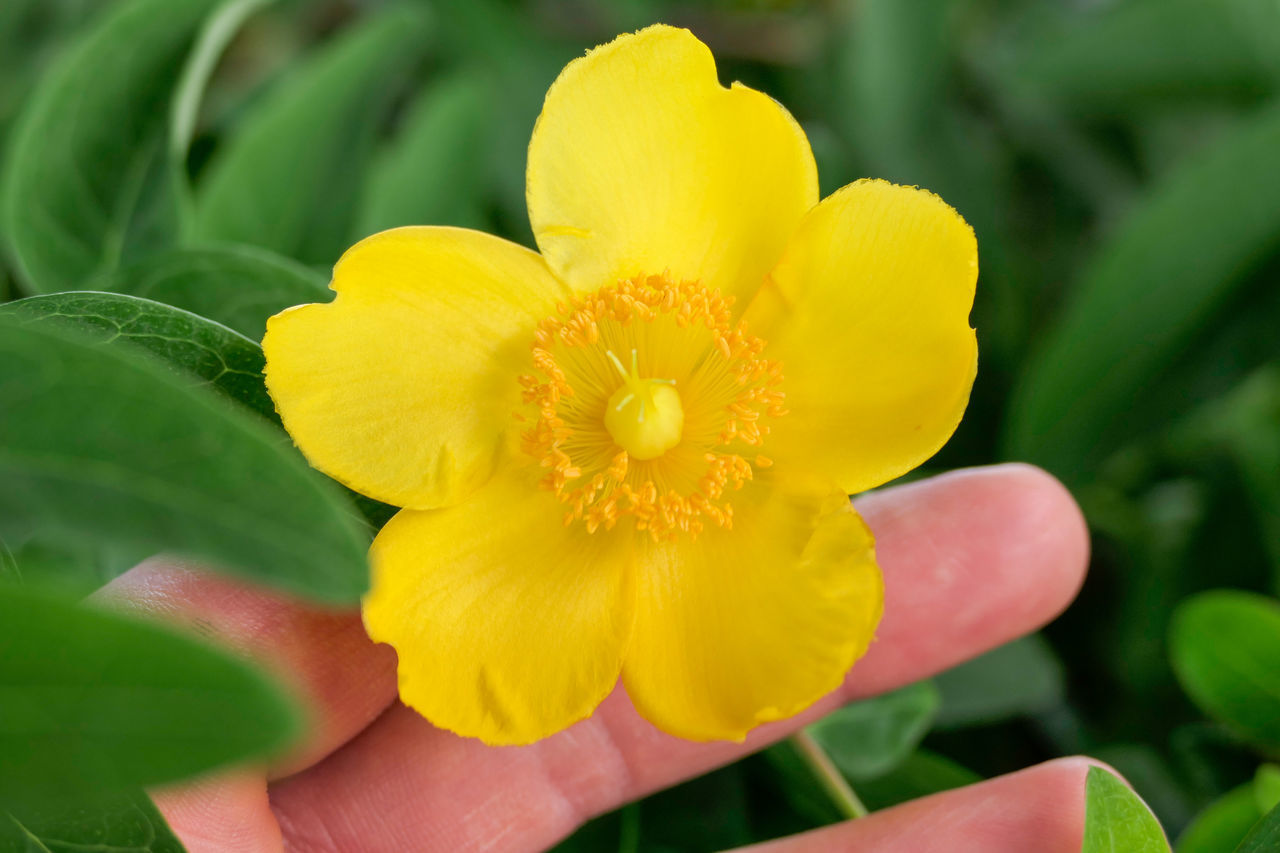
[1,0,217,293]
[169,0,275,162]
[1176,785,1260,853]
[1206,367,1280,584]
[0,315,368,603]
[856,749,981,813]
[193,5,429,265]
[354,70,494,236]
[1,292,275,421]
[92,245,328,341]
[1083,766,1171,853]
[1237,801,1280,853]
[933,634,1066,728]
[1170,591,1280,751]
[1009,0,1280,113]
[0,584,300,802]
[807,681,940,781]
[1,789,185,853]
[1005,100,1280,481]
[761,739,846,828]
[836,0,951,181]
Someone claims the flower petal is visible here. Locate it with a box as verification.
[363,462,634,745]
[744,179,978,495]
[262,227,569,509]
[622,476,883,741]
[527,25,818,306]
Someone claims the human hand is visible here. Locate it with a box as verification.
[107,463,1097,852]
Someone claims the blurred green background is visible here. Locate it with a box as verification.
[2,0,1280,850]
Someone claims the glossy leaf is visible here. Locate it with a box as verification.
[933,634,1065,728]
[1170,591,1280,751]
[1005,100,1280,481]
[354,70,494,236]
[91,245,328,341]
[0,585,300,802]
[1082,766,1171,853]
[1,0,216,293]
[0,316,369,603]
[192,5,429,265]
[1,790,185,852]
[1,291,275,421]
[807,681,940,782]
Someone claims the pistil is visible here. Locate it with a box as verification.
[603,348,683,460]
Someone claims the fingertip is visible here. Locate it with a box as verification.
[849,463,1091,697]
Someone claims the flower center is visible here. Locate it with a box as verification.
[603,348,683,461]
[518,273,786,540]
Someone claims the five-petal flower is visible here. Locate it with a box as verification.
[262,25,977,745]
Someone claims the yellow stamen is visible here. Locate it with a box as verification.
[518,273,786,540]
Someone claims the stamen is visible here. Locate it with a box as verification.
[518,272,785,541]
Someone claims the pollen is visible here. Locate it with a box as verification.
[518,273,786,540]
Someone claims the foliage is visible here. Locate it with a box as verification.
[1,0,1277,848]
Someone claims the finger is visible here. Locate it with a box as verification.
[149,770,282,853]
[732,757,1101,853]
[268,463,1089,853]
[98,559,398,777]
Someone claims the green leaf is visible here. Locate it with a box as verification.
[807,681,940,782]
[1170,591,1280,751]
[91,244,328,341]
[1237,801,1280,853]
[1009,0,1280,113]
[1,789,185,852]
[1256,765,1280,815]
[1176,785,1261,853]
[1206,366,1280,585]
[193,4,429,265]
[761,740,846,828]
[1083,766,1171,853]
[933,634,1066,728]
[169,0,275,162]
[1091,745,1195,833]
[354,70,494,236]
[0,537,150,597]
[856,749,981,813]
[0,584,301,802]
[1005,99,1280,481]
[0,315,368,603]
[1,0,217,294]
[1,292,275,421]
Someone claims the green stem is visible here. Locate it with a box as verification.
[790,729,869,820]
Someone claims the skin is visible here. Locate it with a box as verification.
[104,463,1100,852]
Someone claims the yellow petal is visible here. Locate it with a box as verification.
[623,476,883,741]
[744,179,978,495]
[262,227,569,509]
[364,462,634,745]
[527,25,817,307]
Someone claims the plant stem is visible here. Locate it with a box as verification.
[790,729,869,820]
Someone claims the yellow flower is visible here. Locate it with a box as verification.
[262,25,977,745]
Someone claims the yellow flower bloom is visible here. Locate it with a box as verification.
[262,25,977,745]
